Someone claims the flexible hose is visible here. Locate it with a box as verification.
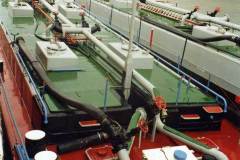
[57,132,108,154]
[156,115,228,160]
[16,37,107,123]
[143,16,240,45]
[198,35,240,44]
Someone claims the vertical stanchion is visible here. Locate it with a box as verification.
[176,76,183,105]
[103,79,109,111]
[206,74,211,93]
[186,76,191,103]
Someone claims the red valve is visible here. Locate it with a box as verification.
[235,95,240,105]
[138,119,148,134]
[154,96,167,110]
[194,5,200,11]
[79,10,85,16]
[214,7,221,13]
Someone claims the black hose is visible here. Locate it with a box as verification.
[57,132,108,154]
[142,16,240,45]
[16,37,107,123]
[91,24,101,34]
[199,35,240,44]
[16,37,134,153]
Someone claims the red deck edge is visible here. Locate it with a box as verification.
[0,26,42,160]
[0,26,240,160]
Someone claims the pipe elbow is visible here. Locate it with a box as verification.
[155,115,164,130]
[208,148,229,160]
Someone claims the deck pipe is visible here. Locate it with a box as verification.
[143,16,240,49]
[16,37,107,124]
[16,37,134,160]
[116,108,146,160]
[57,108,146,154]
[127,108,147,151]
[33,2,228,160]
[39,0,73,26]
[155,115,228,160]
[65,28,156,97]
[142,0,240,31]
[82,4,228,158]
[39,0,156,97]
[82,5,228,159]
[82,30,156,97]
[57,132,108,154]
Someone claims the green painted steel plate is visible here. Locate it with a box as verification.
[0,1,217,113]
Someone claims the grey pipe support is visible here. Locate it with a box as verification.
[156,116,228,160]
[82,30,156,97]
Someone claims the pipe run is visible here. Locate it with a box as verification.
[82,30,156,97]
[144,0,240,31]
[16,37,107,124]
[156,115,228,160]
[38,0,156,98]
[39,0,73,26]
[127,108,147,151]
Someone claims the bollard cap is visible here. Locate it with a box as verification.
[34,151,58,160]
[25,130,46,141]
[174,150,187,160]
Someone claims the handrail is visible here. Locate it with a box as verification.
[83,9,228,112]
[151,51,228,112]
[14,46,49,123]
[0,22,48,123]
[0,75,30,160]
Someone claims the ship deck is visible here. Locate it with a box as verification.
[0,0,239,160]
[91,0,240,58]
[0,0,216,113]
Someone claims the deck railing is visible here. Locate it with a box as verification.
[0,22,49,124]
[85,9,228,112]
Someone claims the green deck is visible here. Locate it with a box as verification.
[0,0,216,113]
[96,0,240,58]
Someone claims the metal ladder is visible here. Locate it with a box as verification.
[138,3,182,21]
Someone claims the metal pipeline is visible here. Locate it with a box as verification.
[155,115,228,160]
[82,30,156,97]
[38,0,156,98]
[114,108,146,160]
[57,132,108,154]
[16,37,107,123]
[143,16,240,46]
[198,35,240,44]
[39,0,73,26]
[143,0,240,31]
[127,108,147,151]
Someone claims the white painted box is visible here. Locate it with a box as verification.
[36,41,80,71]
[58,4,82,19]
[108,42,154,69]
[8,2,33,18]
[143,145,198,160]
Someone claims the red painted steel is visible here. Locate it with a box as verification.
[0,27,239,160]
[0,27,42,160]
